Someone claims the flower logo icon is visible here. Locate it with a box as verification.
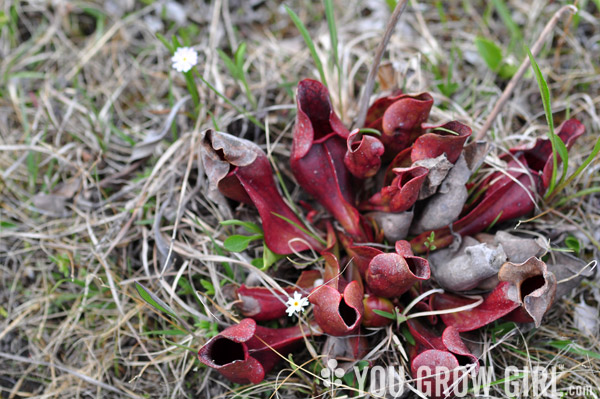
[321,359,345,388]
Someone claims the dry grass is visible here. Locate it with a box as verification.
[0,0,599,398]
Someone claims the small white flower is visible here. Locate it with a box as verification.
[286,291,309,317]
[171,47,198,73]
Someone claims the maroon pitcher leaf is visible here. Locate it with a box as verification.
[409,324,479,399]
[366,252,430,298]
[361,166,429,213]
[201,129,323,255]
[197,319,264,384]
[362,294,395,327]
[234,285,294,321]
[433,282,520,332]
[309,281,364,336]
[364,89,404,127]
[344,129,385,179]
[412,121,472,164]
[198,318,319,384]
[377,93,434,158]
[291,79,370,242]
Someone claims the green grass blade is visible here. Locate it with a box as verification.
[526,47,558,197]
[155,33,173,52]
[324,0,341,117]
[220,219,263,235]
[135,282,177,319]
[547,340,600,360]
[555,186,600,207]
[491,0,523,52]
[553,136,600,196]
[217,49,240,79]
[324,0,338,70]
[552,133,569,184]
[285,5,327,86]
[234,42,247,68]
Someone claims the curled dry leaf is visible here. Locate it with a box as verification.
[475,231,547,263]
[413,154,454,200]
[411,155,471,234]
[428,236,507,292]
[498,257,557,327]
[365,210,413,242]
[546,252,594,299]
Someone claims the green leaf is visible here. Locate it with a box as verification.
[324,0,338,69]
[547,340,600,360]
[373,309,396,320]
[498,63,518,79]
[217,49,241,80]
[555,186,600,207]
[357,127,382,136]
[490,0,523,50]
[401,326,416,346]
[200,279,215,295]
[223,234,263,252]
[564,236,580,253]
[552,133,569,184]
[142,329,187,336]
[262,243,284,271]
[553,136,600,197]
[432,126,459,135]
[475,37,503,71]
[284,5,327,86]
[527,47,558,197]
[156,33,173,52]
[234,42,247,68]
[135,282,178,319]
[220,219,263,235]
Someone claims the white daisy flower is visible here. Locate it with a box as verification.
[171,47,198,73]
[285,291,309,317]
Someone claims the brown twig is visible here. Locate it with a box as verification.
[476,5,577,141]
[354,0,409,129]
